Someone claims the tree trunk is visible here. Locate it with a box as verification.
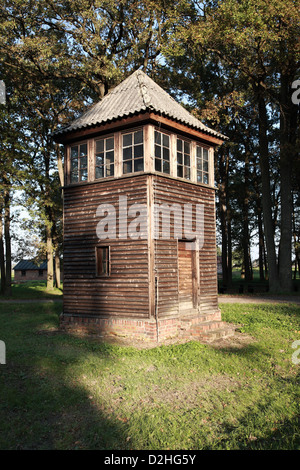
[217,146,232,287]
[46,226,54,290]
[227,212,232,286]
[0,210,5,294]
[256,90,279,292]
[278,71,296,292]
[242,152,252,281]
[55,250,60,288]
[4,187,11,296]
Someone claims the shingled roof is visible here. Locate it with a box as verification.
[14,260,47,271]
[54,70,226,141]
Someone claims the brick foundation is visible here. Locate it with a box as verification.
[59,309,235,343]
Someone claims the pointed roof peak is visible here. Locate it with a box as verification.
[54,69,226,141]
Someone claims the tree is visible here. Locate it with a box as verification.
[161,0,300,293]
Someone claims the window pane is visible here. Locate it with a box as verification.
[184,154,190,166]
[80,156,87,168]
[177,139,182,152]
[197,171,203,183]
[134,130,143,144]
[203,148,209,160]
[177,153,182,165]
[184,167,190,180]
[177,165,183,178]
[163,147,169,161]
[71,172,78,183]
[184,141,190,154]
[71,158,78,170]
[163,160,170,174]
[95,166,104,179]
[134,144,143,158]
[123,147,132,160]
[154,131,161,145]
[197,146,202,158]
[96,139,104,153]
[106,164,114,177]
[123,161,132,174]
[80,169,88,181]
[134,158,144,172]
[71,146,78,159]
[123,133,132,147]
[96,154,104,166]
[80,143,87,156]
[106,151,114,164]
[163,134,169,147]
[155,145,161,158]
[96,247,109,276]
[203,173,209,184]
[155,158,162,172]
[106,137,114,151]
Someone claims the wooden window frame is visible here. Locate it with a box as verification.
[154,130,170,175]
[176,137,191,180]
[196,145,209,185]
[70,142,88,183]
[95,246,110,277]
[95,135,115,179]
[122,128,144,175]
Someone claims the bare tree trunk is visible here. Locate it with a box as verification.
[55,250,60,288]
[278,70,296,292]
[0,210,5,294]
[242,152,252,281]
[227,211,232,286]
[257,90,279,293]
[217,146,232,287]
[46,225,54,290]
[4,187,11,296]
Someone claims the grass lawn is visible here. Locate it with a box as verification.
[0,281,63,300]
[0,300,299,450]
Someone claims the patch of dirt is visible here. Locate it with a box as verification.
[207,330,256,350]
[70,328,256,351]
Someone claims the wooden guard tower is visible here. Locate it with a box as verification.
[53,70,234,342]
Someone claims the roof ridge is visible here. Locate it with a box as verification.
[135,70,152,109]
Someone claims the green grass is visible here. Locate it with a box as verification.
[0,281,63,300]
[0,301,299,450]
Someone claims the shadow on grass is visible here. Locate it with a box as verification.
[0,304,129,450]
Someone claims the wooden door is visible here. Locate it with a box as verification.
[178,241,197,314]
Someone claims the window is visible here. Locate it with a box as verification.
[21,270,26,277]
[38,270,43,277]
[70,143,88,183]
[96,246,110,277]
[177,138,191,180]
[196,146,209,184]
[154,131,170,174]
[122,129,144,174]
[95,136,114,179]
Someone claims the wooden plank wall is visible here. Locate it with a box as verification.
[153,175,218,317]
[63,175,150,318]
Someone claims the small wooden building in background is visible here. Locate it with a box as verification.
[13,260,47,282]
[53,70,234,342]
